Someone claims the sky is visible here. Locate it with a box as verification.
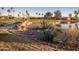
[1,7,79,17]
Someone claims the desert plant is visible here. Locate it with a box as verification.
[38,29,57,43]
[38,20,69,45]
[44,12,53,19]
[54,10,62,20]
[40,20,54,29]
[37,20,57,43]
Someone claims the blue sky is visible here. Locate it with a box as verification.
[1,7,79,17]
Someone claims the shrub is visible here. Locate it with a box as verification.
[38,29,57,43]
[37,20,57,43]
[40,20,54,29]
[38,20,69,44]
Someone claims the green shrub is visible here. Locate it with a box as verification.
[38,20,68,44]
[40,20,54,29]
[38,30,57,43]
[37,20,57,43]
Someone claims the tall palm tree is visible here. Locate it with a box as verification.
[13,10,15,16]
[0,8,2,17]
[42,13,44,18]
[69,13,72,20]
[44,12,53,19]
[17,14,20,18]
[22,13,25,19]
[10,7,14,16]
[36,13,42,17]
[26,10,29,16]
[1,7,4,16]
[35,12,38,17]
[19,12,21,18]
[75,23,78,29]
[26,10,30,20]
[36,12,38,15]
[42,13,44,15]
[54,10,62,20]
[10,7,13,10]
[7,9,11,19]
[38,13,40,15]
[74,11,78,19]
[0,7,4,16]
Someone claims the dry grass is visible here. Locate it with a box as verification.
[0,19,79,51]
[0,41,63,51]
[0,29,63,51]
[59,29,79,50]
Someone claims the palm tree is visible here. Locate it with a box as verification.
[44,12,53,19]
[54,10,62,20]
[17,14,20,18]
[10,7,13,10]
[42,13,44,15]
[26,10,30,20]
[36,12,38,17]
[7,9,11,19]
[0,8,2,17]
[36,13,43,17]
[22,13,25,19]
[19,12,21,18]
[26,10,29,16]
[38,13,40,15]
[19,12,21,14]
[13,10,15,16]
[67,21,71,29]
[75,23,78,29]
[36,12,38,15]
[74,11,78,19]
[69,13,72,20]
[10,7,14,17]
[1,7,4,16]
[0,7,4,16]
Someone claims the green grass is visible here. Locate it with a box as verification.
[0,18,26,24]
[0,30,25,43]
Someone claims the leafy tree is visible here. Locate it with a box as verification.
[74,11,79,19]
[44,12,53,19]
[26,10,30,20]
[7,9,11,19]
[54,10,62,20]
[69,13,72,20]
[0,7,4,16]
[36,12,38,15]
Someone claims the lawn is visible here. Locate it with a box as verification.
[0,30,23,42]
[0,18,26,24]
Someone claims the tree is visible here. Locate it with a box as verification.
[74,11,78,19]
[26,10,30,19]
[10,7,14,17]
[42,13,44,15]
[13,10,15,17]
[10,7,13,10]
[22,13,25,19]
[38,13,40,15]
[36,13,44,17]
[36,12,38,15]
[26,10,29,16]
[69,13,72,20]
[0,7,4,16]
[44,12,53,19]
[26,10,30,20]
[54,10,62,20]
[7,9,11,17]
